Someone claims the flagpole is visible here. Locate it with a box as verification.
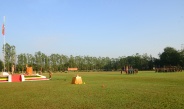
[3,16,5,72]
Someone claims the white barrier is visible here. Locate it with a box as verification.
[21,75,25,82]
[8,75,12,82]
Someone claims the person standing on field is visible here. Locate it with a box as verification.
[48,70,52,80]
[121,66,124,74]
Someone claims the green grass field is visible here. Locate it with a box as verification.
[1,71,184,109]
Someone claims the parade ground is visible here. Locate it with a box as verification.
[1,71,184,109]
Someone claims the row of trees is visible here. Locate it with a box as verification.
[155,47,184,68]
[1,43,184,73]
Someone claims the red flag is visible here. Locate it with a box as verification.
[2,24,5,35]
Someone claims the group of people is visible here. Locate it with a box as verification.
[155,66,182,72]
[121,66,138,74]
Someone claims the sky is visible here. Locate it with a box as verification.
[0,0,184,58]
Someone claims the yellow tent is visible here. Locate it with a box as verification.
[71,75,82,84]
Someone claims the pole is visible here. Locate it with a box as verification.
[3,16,6,72]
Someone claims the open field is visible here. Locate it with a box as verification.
[1,71,184,109]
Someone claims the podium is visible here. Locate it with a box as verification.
[71,75,82,84]
[12,74,21,82]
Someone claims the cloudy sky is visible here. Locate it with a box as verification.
[1,0,184,58]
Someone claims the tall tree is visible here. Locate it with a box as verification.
[0,60,3,71]
[17,53,26,73]
[35,51,41,72]
[159,47,180,66]
[179,49,184,68]
[2,43,16,72]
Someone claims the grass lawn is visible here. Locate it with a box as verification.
[0,71,184,109]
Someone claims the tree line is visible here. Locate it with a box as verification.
[1,43,184,73]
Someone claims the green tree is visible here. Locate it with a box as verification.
[0,60,3,71]
[68,55,76,68]
[179,49,184,68]
[17,53,26,73]
[159,47,180,66]
[2,43,16,72]
[26,53,35,67]
[35,51,42,72]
